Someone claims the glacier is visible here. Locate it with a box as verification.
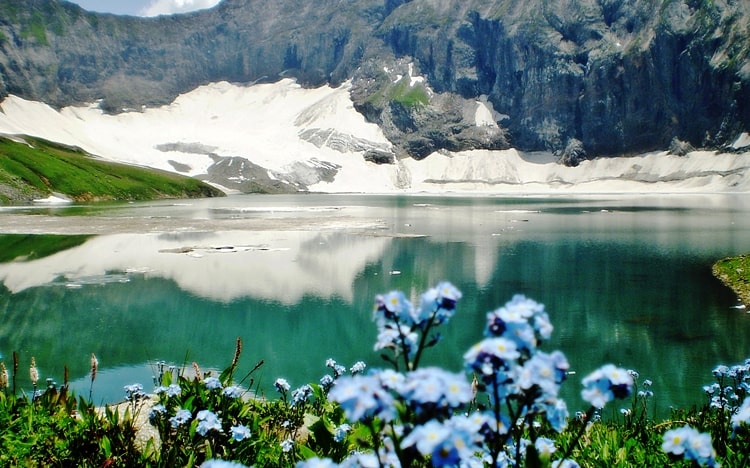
[0,78,748,194]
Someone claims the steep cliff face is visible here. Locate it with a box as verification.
[376,0,750,155]
[0,0,748,160]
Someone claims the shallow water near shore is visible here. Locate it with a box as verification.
[1,193,749,416]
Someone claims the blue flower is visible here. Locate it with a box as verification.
[124,383,143,394]
[148,404,166,424]
[166,384,181,398]
[662,425,717,466]
[374,324,418,358]
[295,458,338,468]
[374,291,413,325]
[281,437,294,453]
[376,368,406,391]
[291,384,313,407]
[399,367,473,410]
[551,460,580,468]
[274,378,290,393]
[204,376,223,390]
[413,282,462,326]
[196,409,222,436]
[401,420,451,457]
[350,361,367,375]
[713,365,730,377]
[543,397,569,432]
[464,337,520,378]
[534,437,556,457]
[334,423,351,443]
[328,374,396,422]
[124,383,146,401]
[169,409,192,428]
[401,417,476,467]
[201,460,250,468]
[223,385,243,399]
[581,364,633,408]
[731,397,750,430]
[320,374,335,390]
[230,424,251,441]
[484,295,553,353]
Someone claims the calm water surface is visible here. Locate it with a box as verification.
[1,193,749,416]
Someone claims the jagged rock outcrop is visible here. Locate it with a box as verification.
[0,0,748,159]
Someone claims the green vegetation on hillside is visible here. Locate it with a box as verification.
[0,234,93,263]
[713,254,750,306]
[0,136,224,204]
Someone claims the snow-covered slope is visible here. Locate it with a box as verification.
[1,79,749,194]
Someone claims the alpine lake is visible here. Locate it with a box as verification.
[1,193,749,418]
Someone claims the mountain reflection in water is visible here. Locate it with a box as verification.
[0,194,749,416]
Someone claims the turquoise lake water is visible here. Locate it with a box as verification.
[1,193,749,416]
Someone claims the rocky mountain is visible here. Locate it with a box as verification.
[0,0,749,163]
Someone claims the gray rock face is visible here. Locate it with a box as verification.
[0,0,748,159]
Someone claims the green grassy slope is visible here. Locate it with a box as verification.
[713,254,750,306]
[0,233,93,263]
[0,135,224,204]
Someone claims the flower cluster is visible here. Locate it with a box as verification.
[484,294,553,353]
[274,378,291,394]
[291,384,313,407]
[401,414,488,466]
[465,296,571,418]
[662,425,718,467]
[155,383,181,398]
[323,288,583,467]
[373,282,461,369]
[462,295,579,465]
[328,374,396,423]
[169,408,192,428]
[704,359,750,412]
[124,383,148,404]
[196,409,222,436]
[580,364,634,409]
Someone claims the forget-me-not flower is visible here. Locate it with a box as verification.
[223,385,243,399]
[294,458,338,468]
[581,364,633,408]
[148,404,166,425]
[334,423,351,443]
[230,424,251,441]
[196,409,222,436]
[275,378,290,393]
[732,397,750,428]
[204,376,223,390]
[281,437,294,453]
[662,425,717,466]
[169,409,192,428]
[329,374,396,422]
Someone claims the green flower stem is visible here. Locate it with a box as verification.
[559,406,596,462]
[411,312,438,371]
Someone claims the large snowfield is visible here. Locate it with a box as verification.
[1,78,749,194]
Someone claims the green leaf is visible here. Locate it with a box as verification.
[100,435,112,458]
[297,443,318,460]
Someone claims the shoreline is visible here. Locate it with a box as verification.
[712,254,750,307]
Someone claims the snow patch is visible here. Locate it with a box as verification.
[732,132,750,149]
[33,193,73,205]
[0,79,748,194]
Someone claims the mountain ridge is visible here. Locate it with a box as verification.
[0,0,748,161]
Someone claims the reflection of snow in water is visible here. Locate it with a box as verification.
[0,230,390,303]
